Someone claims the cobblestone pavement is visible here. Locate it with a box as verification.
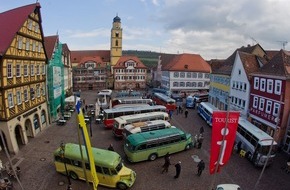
[1,91,290,190]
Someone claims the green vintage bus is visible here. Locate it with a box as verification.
[124,128,193,163]
[54,143,136,190]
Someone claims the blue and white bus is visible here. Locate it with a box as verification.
[186,95,194,108]
[236,117,277,167]
[152,88,171,97]
[197,102,219,126]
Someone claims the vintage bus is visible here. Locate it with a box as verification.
[236,117,277,167]
[113,112,169,138]
[186,95,195,108]
[122,120,175,138]
[193,93,209,103]
[53,143,136,190]
[152,88,171,97]
[152,92,177,112]
[124,128,193,163]
[197,102,220,126]
[102,105,167,129]
[97,89,113,98]
[112,98,154,108]
[115,91,143,98]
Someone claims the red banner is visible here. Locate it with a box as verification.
[209,111,240,174]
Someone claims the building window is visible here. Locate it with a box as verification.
[31,64,34,76]
[36,85,40,97]
[173,82,178,87]
[180,82,185,87]
[266,100,272,114]
[204,73,210,78]
[238,69,241,75]
[198,82,203,87]
[32,41,36,51]
[253,96,258,108]
[192,82,196,87]
[115,40,118,46]
[260,78,266,92]
[36,65,40,75]
[174,72,179,78]
[180,72,185,78]
[16,91,22,105]
[187,72,191,78]
[24,65,28,76]
[274,80,282,95]
[198,73,203,78]
[259,98,265,111]
[8,93,14,108]
[7,63,13,78]
[254,77,259,90]
[18,36,23,49]
[186,82,191,87]
[192,73,197,78]
[28,19,33,30]
[273,103,280,116]
[243,83,247,91]
[38,43,42,52]
[35,24,39,32]
[16,64,21,77]
[24,89,28,102]
[41,65,45,74]
[267,79,273,93]
[30,88,35,100]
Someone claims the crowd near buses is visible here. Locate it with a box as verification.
[53,88,278,189]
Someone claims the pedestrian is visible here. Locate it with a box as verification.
[185,109,188,118]
[197,134,204,149]
[108,143,114,151]
[85,104,88,111]
[162,152,171,174]
[236,141,242,154]
[193,99,196,109]
[174,161,181,179]
[197,160,205,176]
[178,105,181,113]
[199,126,204,135]
[169,110,173,120]
[194,134,198,148]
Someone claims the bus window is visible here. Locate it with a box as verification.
[103,167,110,175]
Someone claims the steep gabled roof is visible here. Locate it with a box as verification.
[207,59,226,74]
[114,55,147,69]
[71,50,110,63]
[162,53,211,72]
[44,35,58,60]
[238,51,261,80]
[251,49,290,79]
[0,3,41,55]
[77,56,107,68]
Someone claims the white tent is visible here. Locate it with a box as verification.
[65,95,75,103]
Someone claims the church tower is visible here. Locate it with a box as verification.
[110,15,122,66]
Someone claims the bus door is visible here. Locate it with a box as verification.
[96,166,114,187]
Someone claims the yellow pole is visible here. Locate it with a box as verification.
[76,97,98,189]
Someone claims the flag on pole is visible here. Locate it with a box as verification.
[209,111,240,174]
[76,97,99,189]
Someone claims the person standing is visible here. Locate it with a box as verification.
[199,126,204,135]
[197,160,205,176]
[162,153,171,174]
[185,109,188,118]
[197,134,204,149]
[174,161,181,179]
[108,143,114,151]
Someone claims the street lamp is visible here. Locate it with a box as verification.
[59,142,72,189]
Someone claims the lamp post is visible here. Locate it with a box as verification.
[59,142,72,189]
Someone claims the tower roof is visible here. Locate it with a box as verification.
[113,15,121,23]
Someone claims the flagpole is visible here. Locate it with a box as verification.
[209,97,231,190]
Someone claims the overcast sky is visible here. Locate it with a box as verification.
[1,0,290,60]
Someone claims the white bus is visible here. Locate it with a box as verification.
[197,102,220,126]
[112,112,169,138]
[236,117,277,167]
[123,120,175,138]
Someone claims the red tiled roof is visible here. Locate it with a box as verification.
[44,35,58,59]
[0,3,41,55]
[71,50,110,63]
[162,53,211,73]
[238,51,261,80]
[207,59,225,73]
[78,56,107,68]
[114,55,147,68]
[251,49,290,79]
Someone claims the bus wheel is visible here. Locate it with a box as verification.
[117,182,128,190]
[148,153,157,161]
[69,171,78,180]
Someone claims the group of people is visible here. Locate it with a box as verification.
[161,152,205,178]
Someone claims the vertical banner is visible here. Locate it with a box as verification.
[210,111,240,174]
[76,97,99,189]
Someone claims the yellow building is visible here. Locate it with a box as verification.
[0,3,49,154]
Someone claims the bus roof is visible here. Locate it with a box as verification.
[113,104,151,109]
[238,117,277,146]
[127,120,171,129]
[200,102,219,113]
[154,93,176,103]
[54,143,121,167]
[126,128,186,146]
[114,112,168,124]
[104,105,166,114]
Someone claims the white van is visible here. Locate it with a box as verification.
[123,120,175,138]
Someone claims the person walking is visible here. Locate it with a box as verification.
[197,160,205,176]
[236,141,242,154]
[184,109,188,118]
[162,153,171,174]
[197,134,204,149]
[199,126,204,135]
[108,143,114,151]
[174,161,181,179]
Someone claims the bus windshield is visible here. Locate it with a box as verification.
[259,144,277,155]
